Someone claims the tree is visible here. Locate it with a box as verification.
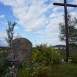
[59,14,77,44]
[5,21,16,47]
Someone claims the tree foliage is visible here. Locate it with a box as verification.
[59,14,77,44]
[5,21,16,47]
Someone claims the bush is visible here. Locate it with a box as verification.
[19,65,49,77]
[31,44,62,65]
[18,67,31,77]
[32,66,49,77]
[0,60,8,75]
[71,53,77,63]
[18,44,62,77]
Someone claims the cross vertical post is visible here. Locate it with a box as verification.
[64,0,69,62]
[53,0,77,62]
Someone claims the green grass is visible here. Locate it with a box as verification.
[48,63,77,77]
[18,63,77,77]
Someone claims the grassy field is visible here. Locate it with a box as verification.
[47,63,77,77]
[18,63,77,77]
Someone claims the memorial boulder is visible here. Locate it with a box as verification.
[8,37,32,62]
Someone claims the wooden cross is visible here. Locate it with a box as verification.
[53,0,77,62]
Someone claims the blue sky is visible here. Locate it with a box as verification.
[0,0,77,46]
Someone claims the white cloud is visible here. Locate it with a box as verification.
[73,0,77,4]
[0,15,5,18]
[70,12,77,18]
[0,33,8,46]
[0,0,76,45]
[14,26,19,30]
[12,0,52,31]
[0,32,7,38]
[0,0,52,31]
[0,0,16,6]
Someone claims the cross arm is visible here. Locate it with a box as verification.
[53,3,77,7]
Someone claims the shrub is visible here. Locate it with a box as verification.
[31,44,62,65]
[51,49,62,64]
[71,53,77,63]
[18,67,31,77]
[32,67,49,77]
[0,60,8,75]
